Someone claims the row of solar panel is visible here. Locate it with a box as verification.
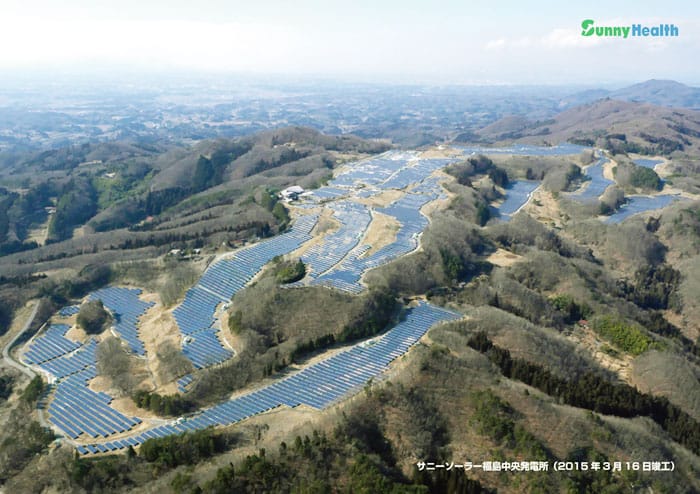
[379,158,451,190]
[64,160,438,450]
[37,339,97,379]
[182,328,233,369]
[58,305,80,317]
[49,367,142,439]
[329,152,416,188]
[89,287,154,356]
[177,374,194,393]
[172,214,318,369]
[302,202,371,278]
[77,302,461,454]
[197,261,249,300]
[310,192,434,292]
[173,287,222,336]
[23,324,80,365]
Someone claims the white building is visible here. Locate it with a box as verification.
[280,185,305,201]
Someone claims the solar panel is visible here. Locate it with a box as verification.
[89,287,154,356]
[77,302,460,454]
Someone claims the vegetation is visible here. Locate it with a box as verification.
[0,304,12,337]
[139,429,233,469]
[470,390,549,459]
[445,155,510,192]
[20,375,44,404]
[76,299,112,334]
[68,454,136,492]
[197,396,489,494]
[0,375,12,401]
[155,341,194,383]
[475,202,491,226]
[132,390,195,417]
[200,286,400,404]
[488,167,509,188]
[626,263,681,311]
[0,409,54,482]
[466,332,700,455]
[549,294,592,324]
[157,263,200,307]
[590,315,656,356]
[96,337,138,395]
[274,258,306,284]
[2,122,700,492]
[48,177,98,242]
[630,166,663,190]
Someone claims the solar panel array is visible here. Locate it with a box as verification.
[633,158,663,169]
[571,157,613,201]
[172,214,318,368]
[496,180,540,219]
[330,152,416,188]
[48,367,142,440]
[604,194,683,224]
[58,305,80,317]
[458,142,588,156]
[284,156,458,293]
[77,301,461,454]
[309,192,434,293]
[89,287,154,356]
[38,339,97,379]
[301,202,371,278]
[182,328,233,369]
[379,158,452,190]
[177,374,194,393]
[22,324,80,365]
[310,186,348,201]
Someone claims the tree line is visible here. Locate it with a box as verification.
[467,331,700,455]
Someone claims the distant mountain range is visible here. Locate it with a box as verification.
[559,79,700,110]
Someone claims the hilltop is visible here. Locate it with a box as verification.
[477,99,700,156]
[559,79,700,110]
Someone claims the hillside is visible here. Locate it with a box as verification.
[2,126,700,493]
[559,79,700,110]
[478,99,700,156]
[0,127,388,265]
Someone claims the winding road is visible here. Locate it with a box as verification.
[2,301,39,379]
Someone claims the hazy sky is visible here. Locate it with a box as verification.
[2,0,699,85]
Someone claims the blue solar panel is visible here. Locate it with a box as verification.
[77,302,461,454]
[177,374,195,393]
[38,339,97,378]
[89,287,154,356]
[604,194,684,224]
[22,324,80,365]
[172,213,318,368]
[571,156,613,201]
[58,305,80,317]
[48,366,142,440]
[458,142,588,157]
[497,181,539,220]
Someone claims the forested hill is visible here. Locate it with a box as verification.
[475,99,700,157]
[0,126,388,252]
[0,127,388,329]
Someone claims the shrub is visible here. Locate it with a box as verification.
[76,299,112,334]
[590,315,655,356]
[275,259,306,284]
[20,376,44,404]
[630,167,662,190]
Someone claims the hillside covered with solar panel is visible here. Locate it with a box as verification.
[2,122,700,493]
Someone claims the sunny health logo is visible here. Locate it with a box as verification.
[581,19,679,38]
